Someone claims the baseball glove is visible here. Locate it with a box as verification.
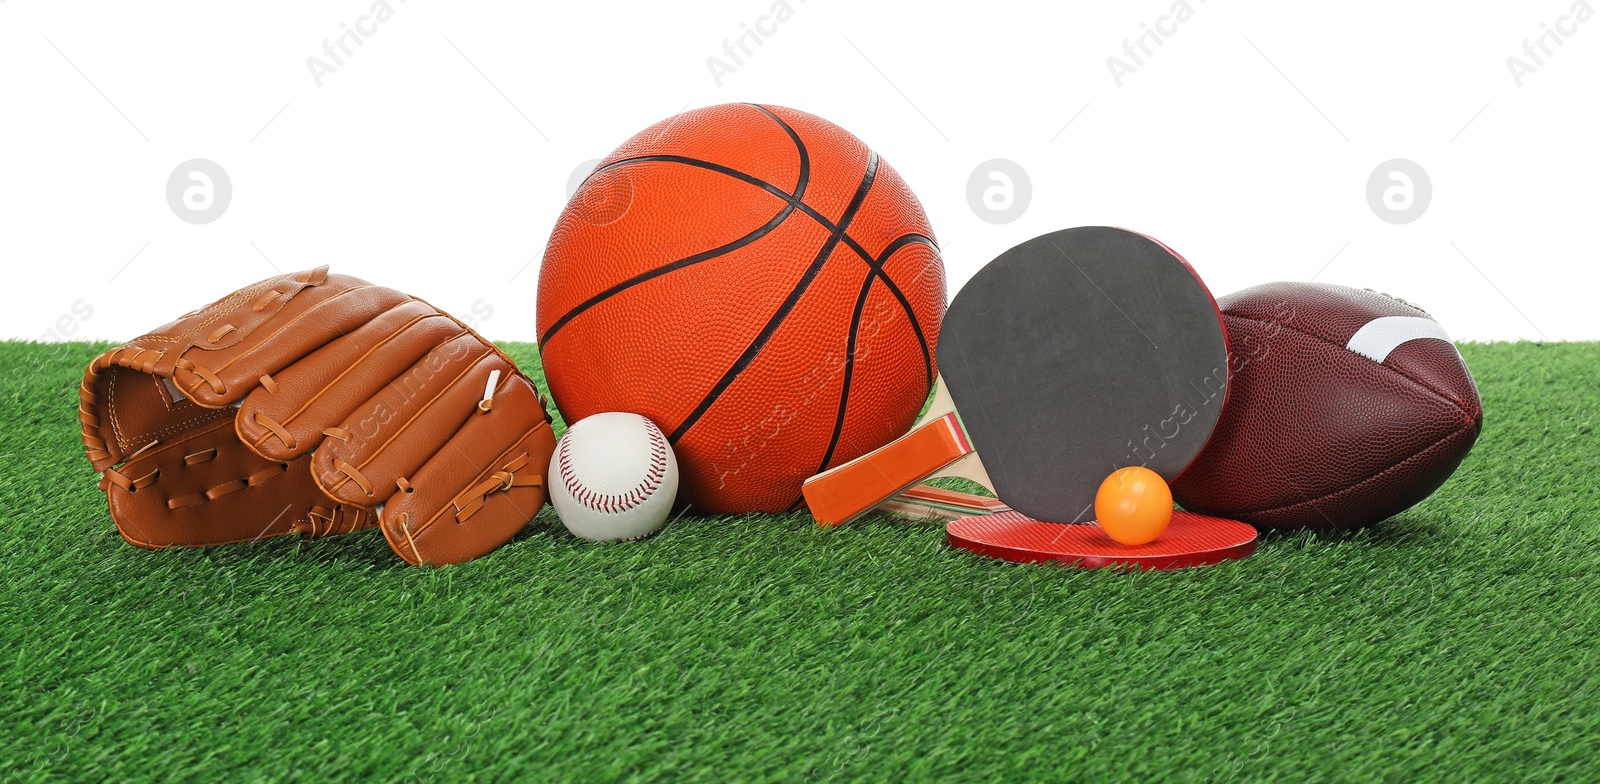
[78,265,557,566]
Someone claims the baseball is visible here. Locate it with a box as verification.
[549,412,679,542]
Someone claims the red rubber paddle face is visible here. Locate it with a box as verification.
[947,511,1258,570]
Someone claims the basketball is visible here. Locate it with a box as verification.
[537,104,945,513]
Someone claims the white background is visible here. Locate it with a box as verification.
[2,0,1595,343]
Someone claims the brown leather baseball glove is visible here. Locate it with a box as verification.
[78,266,556,566]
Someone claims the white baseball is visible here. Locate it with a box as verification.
[548,412,679,542]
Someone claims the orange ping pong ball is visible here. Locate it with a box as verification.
[1094,466,1174,546]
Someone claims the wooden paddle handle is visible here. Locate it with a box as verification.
[878,484,1010,522]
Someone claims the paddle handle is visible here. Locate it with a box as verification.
[802,412,974,527]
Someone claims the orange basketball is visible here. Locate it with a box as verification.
[537,104,945,513]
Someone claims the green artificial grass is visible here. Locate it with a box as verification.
[2,340,1596,782]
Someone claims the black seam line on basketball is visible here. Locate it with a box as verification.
[812,270,880,476]
[743,103,812,207]
[538,156,811,348]
[543,104,815,347]
[810,233,940,478]
[667,151,881,444]
[538,198,800,346]
[744,103,918,350]
[867,234,938,389]
[583,152,937,383]
[745,104,811,187]
[538,156,802,347]
[591,154,931,297]
[596,153,901,261]
[752,98,862,509]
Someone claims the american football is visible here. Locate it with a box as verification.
[1170,282,1484,530]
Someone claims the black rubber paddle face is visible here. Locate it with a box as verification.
[938,227,1230,523]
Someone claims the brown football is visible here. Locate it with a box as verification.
[1171,282,1483,530]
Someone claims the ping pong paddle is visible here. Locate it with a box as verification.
[803,226,1231,527]
[946,510,1259,570]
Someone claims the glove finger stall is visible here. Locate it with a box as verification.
[237,299,462,461]
[169,271,411,408]
[382,374,556,566]
[313,333,515,508]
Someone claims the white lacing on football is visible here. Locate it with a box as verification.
[557,423,669,514]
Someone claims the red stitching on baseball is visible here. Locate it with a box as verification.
[558,419,669,515]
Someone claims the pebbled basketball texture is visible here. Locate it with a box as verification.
[1171,282,1483,530]
[537,104,945,513]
